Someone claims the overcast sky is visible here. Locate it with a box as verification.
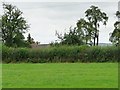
[0,1,119,44]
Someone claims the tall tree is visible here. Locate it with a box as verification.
[109,11,120,46]
[0,17,2,41]
[85,5,108,46]
[76,18,94,45]
[2,3,29,47]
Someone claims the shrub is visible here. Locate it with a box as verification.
[2,45,119,63]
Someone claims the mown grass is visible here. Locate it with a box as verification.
[0,64,1,89]
[0,43,2,89]
[2,63,118,88]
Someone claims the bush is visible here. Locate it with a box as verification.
[2,45,119,63]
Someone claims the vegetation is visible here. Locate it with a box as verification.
[1,3,120,63]
[56,6,108,46]
[1,3,119,89]
[76,18,94,45]
[1,3,119,47]
[55,27,85,45]
[85,6,108,46]
[109,11,120,46]
[2,63,118,88]
[1,3,30,47]
[27,33,35,44]
[2,45,119,63]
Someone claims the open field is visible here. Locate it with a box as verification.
[2,63,118,88]
[0,64,1,89]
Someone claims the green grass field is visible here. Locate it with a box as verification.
[2,63,118,88]
[0,64,1,89]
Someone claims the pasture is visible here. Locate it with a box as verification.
[2,63,118,88]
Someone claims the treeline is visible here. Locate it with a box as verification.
[1,3,120,48]
[2,45,119,63]
[54,6,120,46]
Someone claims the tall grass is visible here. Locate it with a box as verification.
[2,45,119,63]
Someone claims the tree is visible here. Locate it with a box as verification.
[27,33,35,44]
[85,5,108,46]
[27,33,32,44]
[2,3,29,47]
[0,17,2,41]
[109,11,120,46]
[76,18,94,45]
[56,27,84,45]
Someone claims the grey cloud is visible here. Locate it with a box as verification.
[2,2,118,43]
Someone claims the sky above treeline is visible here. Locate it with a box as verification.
[0,1,119,44]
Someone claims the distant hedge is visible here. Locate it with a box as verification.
[2,45,119,63]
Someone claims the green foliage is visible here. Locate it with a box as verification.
[76,18,94,45]
[62,27,85,45]
[2,3,29,47]
[2,45,119,63]
[27,33,35,44]
[56,5,108,46]
[85,5,108,46]
[56,27,85,45]
[110,11,120,46]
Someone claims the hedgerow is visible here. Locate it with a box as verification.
[2,45,119,63]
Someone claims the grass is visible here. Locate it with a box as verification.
[2,63,118,88]
[0,64,1,90]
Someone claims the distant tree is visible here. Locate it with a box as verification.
[0,17,2,41]
[2,3,29,47]
[27,33,32,44]
[31,38,35,43]
[36,41,40,45]
[76,18,94,45]
[55,5,108,46]
[85,5,108,46]
[56,27,84,45]
[109,11,120,46]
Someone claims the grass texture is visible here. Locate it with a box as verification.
[2,63,118,88]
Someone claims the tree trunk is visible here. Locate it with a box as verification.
[93,36,96,46]
[86,38,87,44]
[96,35,99,46]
